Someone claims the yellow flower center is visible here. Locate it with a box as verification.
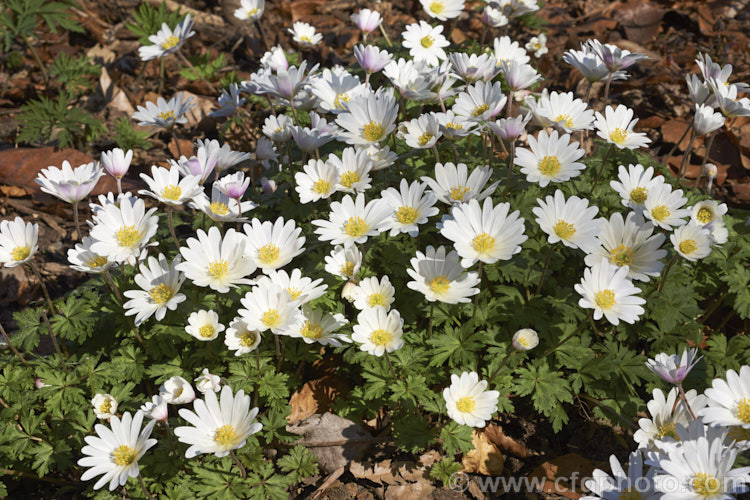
[363,121,384,142]
[369,328,393,346]
[618,488,641,500]
[609,244,633,267]
[344,216,369,238]
[199,324,216,338]
[737,398,750,423]
[429,275,451,296]
[312,179,331,194]
[99,399,113,414]
[417,132,433,146]
[420,35,434,48]
[300,35,312,43]
[341,261,355,277]
[261,309,281,328]
[692,473,722,496]
[300,320,324,339]
[161,35,180,50]
[367,292,388,308]
[610,128,628,145]
[594,289,616,310]
[157,110,175,121]
[87,255,108,268]
[257,243,280,266]
[287,287,302,301]
[471,103,489,117]
[213,424,238,447]
[450,185,470,201]
[11,245,31,262]
[679,239,697,255]
[629,187,648,204]
[553,220,576,240]
[696,207,713,224]
[651,205,670,221]
[162,184,182,201]
[112,445,136,466]
[456,396,476,413]
[538,155,561,176]
[429,0,445,14]
[334,93,351,109]
[656,422,679,440]
[396,206,419,225]
[472,232,496,255]
[246,7,258,17]
[116,225,142,248]
[554,114,574,128]
[239,330,258,347]
[446,122,463,130]
[517,335,530,347]
[207,260,229,280]
[148,283,174,305]
[340,171,360,188]
[209,202,230,216]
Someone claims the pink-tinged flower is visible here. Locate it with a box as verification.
[354,45,393,74]
[587,39,649,72]
[646,348,702,385]
[216,172,251,199]
[141,395,169,421]
[36,160,104,204]
[100,148,133,179]
[351,8,382,34]
[488,114,531,141]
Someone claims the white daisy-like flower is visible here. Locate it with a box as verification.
[421,162,499,205]
[189,186,255,223]
[78,411,157,491]
[452,80,507,123]
[594,105,651,149]
[434,110,477,139]
[36,160,104,204]
[68,236,110,274]
[354,44,393,75]
[512,329,539,351]
[401,21,450,66]
[528,90,594,132]
[587,39,649,73]
[295,159,339,203]
[525,33,548,57]
[159,376,196,405]
[584,212,666,282]
[501,60,542,91]
[256,136,280,167]
[335,90,399,146]
[262,114,294,143]
[242,217,305,272]
[310,67,365,114]
[132,93,195,128]
[380,179,439,237]
[420,0,463,20]
[140,395,169,421]
[239,283,303,335]
[195,138,251,174]
[406,245,479,304]
[360,144,398,171]
[690,200,727,227]
[633,387,704,450]
[174,385,262,458]
[89,197,159,266]
[609,164,665,212]
[493,36,530,66]
[177,227,256,293]
[186,310,225,342]
[645,347,702,385]
[324,245,362,280]
[259,45,288,72]
[224,317,261,356]
[351,307,404,357]
[449,52,500,84]
[514,130,586,187]
[233,0,264,21]
[0,217,37,268]
[699,365,750,429]
[440,198,527,268]
[288,21,322,46]
[671,223,712,261]
[643,183,689,230]
[563,43,628,83]
[253,268,327,305]
[487,114,531,141]
[255,60,319,101]
[327,147,373,194]
[214,172,251,202]
[174,145,219,185]
[138,14,195,61]
[582,451,659,500]
[533,190,602,253]
[123,254,186,326]
[402,113,442,150]
[100,148,132,181]
[286,305,350,346]
[138,165,202,206]
[312,193,391,247]
[209,83,245,118]
[351,8,382,35]
[194,368,221,394]
[443,372,499,428]
[383,58,433,102]
[694,103,725,136]
[92,393,118,419]
[575,261,645,325]
[353,276,395,311]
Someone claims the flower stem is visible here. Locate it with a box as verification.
[253,20,271,52]
[72,202,81,239]
[23,37,49,85]
[502,142,516,197]
[378,24,392,47]
[488,349,514,383]
[230,450,247,478]
[167,208,181,249]
[384,351,397,380]
[254,348,261,407]
[506,90,514,117]
[677,128,696,185]
[664,122,692,166]
[427,302,434,337]
[137,474,154,499]
[694,132,716,189]
[602,72,613,107]
[40,310,65,358]
[591,144,614,189]
[540,312,591,358]
[116,177,123,195]
[657,254,678,294]
[28,261,55,316]
[177,50,218,94]
[535,246,554,295]
[677,383,698,420]
[431,145,441,164]
[170,127,183,158]
[472,262,484,318]
[161,420,178,456]
[102,269,123,304]
[0,321,29,365]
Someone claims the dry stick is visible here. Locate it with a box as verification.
[0,321,29,365]
[27,261,55,316]
[177,50,218,94]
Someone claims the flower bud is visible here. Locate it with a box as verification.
[194,368,221,393]
[342,281,358,302]
[512,328,539,351]
[704,163,717,179]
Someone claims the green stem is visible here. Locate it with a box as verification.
[24,37,49,85]
[502,142,516,197]
[656,254,678,293]
[28,261,55,316]
[427,302,434,337]
[488,349,514,383]
[471,262,484,318]
[539,312,591,358]
[677,128,696,185]
[167,208,181,249]
[0,321,29,365]
[535,246,554,295]
[230,450,247,478]
[384,351,398,380]
[591,144,614,188]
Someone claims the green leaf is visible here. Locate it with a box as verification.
[514,359,573,432]
[439,421,474,455]
[277,445,318,483]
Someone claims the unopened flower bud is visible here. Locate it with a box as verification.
[512,328,539,351]
[342,281,358,302]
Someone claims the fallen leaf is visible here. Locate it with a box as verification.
[0,185,29,197]
[483,424,527,458]
[86,44,116,65]
[99,67,135,116]
[384,482,436,500]
[461,429,505,476]
[528,453,599,500]
[661,120,691,150]
[168,137,195,159]
[288,375,351,423]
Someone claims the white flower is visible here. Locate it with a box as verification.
[582,451,658,500]
[440,198,527,268]
[263,114,294,143]
[690,199,727,227]
[351,8,382,34]
[215,172,250,202]
[186,310,225,342]
[256,136,280,167]
[335,90,399,145]
[174,145,219,185]
[36,160,103,203]
[406,245,480,304]
[587,39,648,72]
[196,139,251,174]
[694,103,725,136]
[242,217,305,271]
[643,183,689,230]
[209,83,245,118]
[189,186,255,223]
[402,113,442,150]
[525,34,547,57]
[194,368,221,393]
[360,144,398,171]
[401,21,450,66]
[92,393,118,419]
[224,317,261,356]
[260,45,288,72]
[239,283,303,335]
[609,164,665,212]
[584,212,666,282]
[312,193,391,247]
[351,307,404,356]
[123,254,187,326]
[527,90,594,133]
[482,5,508,27]
[452,80,507,122]
[512,329,538,351]
[487,114,530,141]
[89,197,159,266]
[159,376,196,405]
[177,227,256,292]
[132,93,194,128]
[327,147,373,194]
[286,305,350,346]
[514,129,586,187]
[324,244,362,280]
[254,268,327,305]
[353,276,395,311]
[633,387,703,450]
[138,14,195,61]
[141,395,169,421]
[594,105,651,149]
[671,223,712,261]
[174,386,262,458]
[421,162,499,205]
[443,372,499,428]
[380,179,439,237]
[434,110,478,139]
[533,190,602,253]
[699,365,750,429]
[645,348,702,385]
[501,60,542,91]
[78,411,157,491]
[234,0,264,21]
[100,148,132,180]
[574,261,645,325]
[288,21,322,46]
[383,58,433,101]
[310,67,365,114]
[138,164,202,206]
[0,217,37,268]
[421,0,463,20]
[563,43,627,83]
[497,0,539,18]
[493,36,530,65]
[68,236,111,274]
[295,159,339,203]
[354,44,393,74]
[449,52,499,84]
